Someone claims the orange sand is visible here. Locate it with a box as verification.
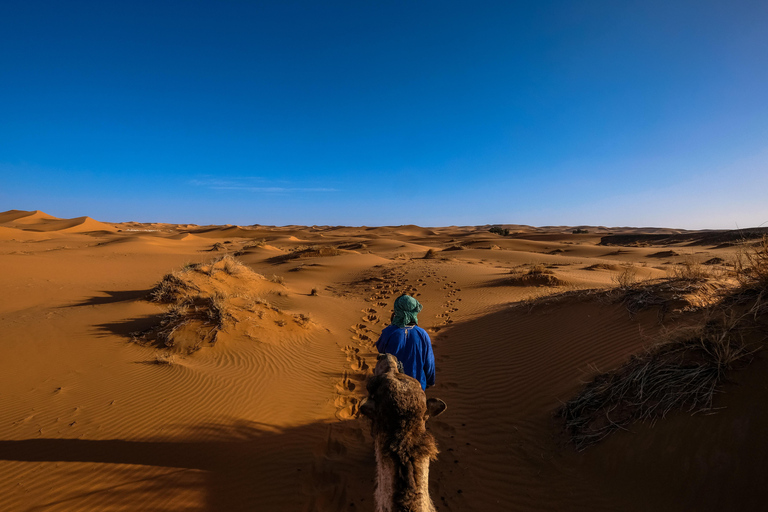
[0,209,764,511]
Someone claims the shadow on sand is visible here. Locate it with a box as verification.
[62,289,153,308]
[0,419,375,512]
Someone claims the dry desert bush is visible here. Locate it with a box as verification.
[558,240,768,450]
[612,265,638,289]
[556,316,757,450]
[735,235,768,287]
[669,255,710,281]
[293,313,311,327]
[509,265,564,287]
[243,239,266,249]
[136,255,293,353]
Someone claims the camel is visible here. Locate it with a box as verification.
[360,353,447,512]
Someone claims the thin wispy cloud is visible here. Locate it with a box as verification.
[189,177,338,193]
[211,186,338,192]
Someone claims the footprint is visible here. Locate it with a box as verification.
[335,396,360,419]
[336,373,356,392]
[351,355,369,371]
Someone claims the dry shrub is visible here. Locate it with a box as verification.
[293,246,341,258]
[242,239,266,250]
[310,288,319,296]
[621,289,669,320]
[557,314,757,450]
[157,294,231,349]
[558,259,768,450]
[138,256,261,353]
[423,248,437,259]
[219,253,246,275]
[153,353,177,365]
[268,245,342,263]
[150,271,199,303]
[527,264,551,276]
[735,236,768,287]
[510,265,564,287]
[293,313,311,327]
[670,255,709,281]
[612,265,638,289]
[270,274,285,285]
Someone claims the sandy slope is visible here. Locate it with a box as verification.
[0,210,764,511]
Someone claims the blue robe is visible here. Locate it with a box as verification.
[376,324,436,390]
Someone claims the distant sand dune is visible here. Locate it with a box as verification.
[0,210,116,233]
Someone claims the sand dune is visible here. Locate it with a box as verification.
[0,209,60,224]
[0,210,117,233]
[0,209,765,511]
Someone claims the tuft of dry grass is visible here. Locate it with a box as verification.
[612,265,638,289]
[150,271,199,303]
[557,246,768,450]
[527,264,552,276]
[556,313,758,450]
[423,248,437,259]
[137,256,262,353]
[217,254,244,275]
[153,353,177,365]
[293,313,311,327]
[274,245,342,262]
[269,274,285,285]
[669,255,709,281]
[243,239,266,250]
[735,236,768,287]
[509,265,564,287]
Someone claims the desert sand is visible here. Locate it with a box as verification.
[0,209,766,511]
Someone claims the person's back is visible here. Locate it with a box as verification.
[376,295,435,390]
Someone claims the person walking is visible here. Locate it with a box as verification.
[376,294,436,390]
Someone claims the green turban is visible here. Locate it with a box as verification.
[392,294,423,328]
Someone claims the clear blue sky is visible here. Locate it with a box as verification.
[1,1,766,228]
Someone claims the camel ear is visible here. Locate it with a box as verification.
[359,397,376,418]
[426,398,447,418]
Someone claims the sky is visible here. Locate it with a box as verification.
[1,0,767,229]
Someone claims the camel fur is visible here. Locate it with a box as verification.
[361,353,447,512]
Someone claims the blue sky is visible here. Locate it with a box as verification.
[1,1,766,228]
